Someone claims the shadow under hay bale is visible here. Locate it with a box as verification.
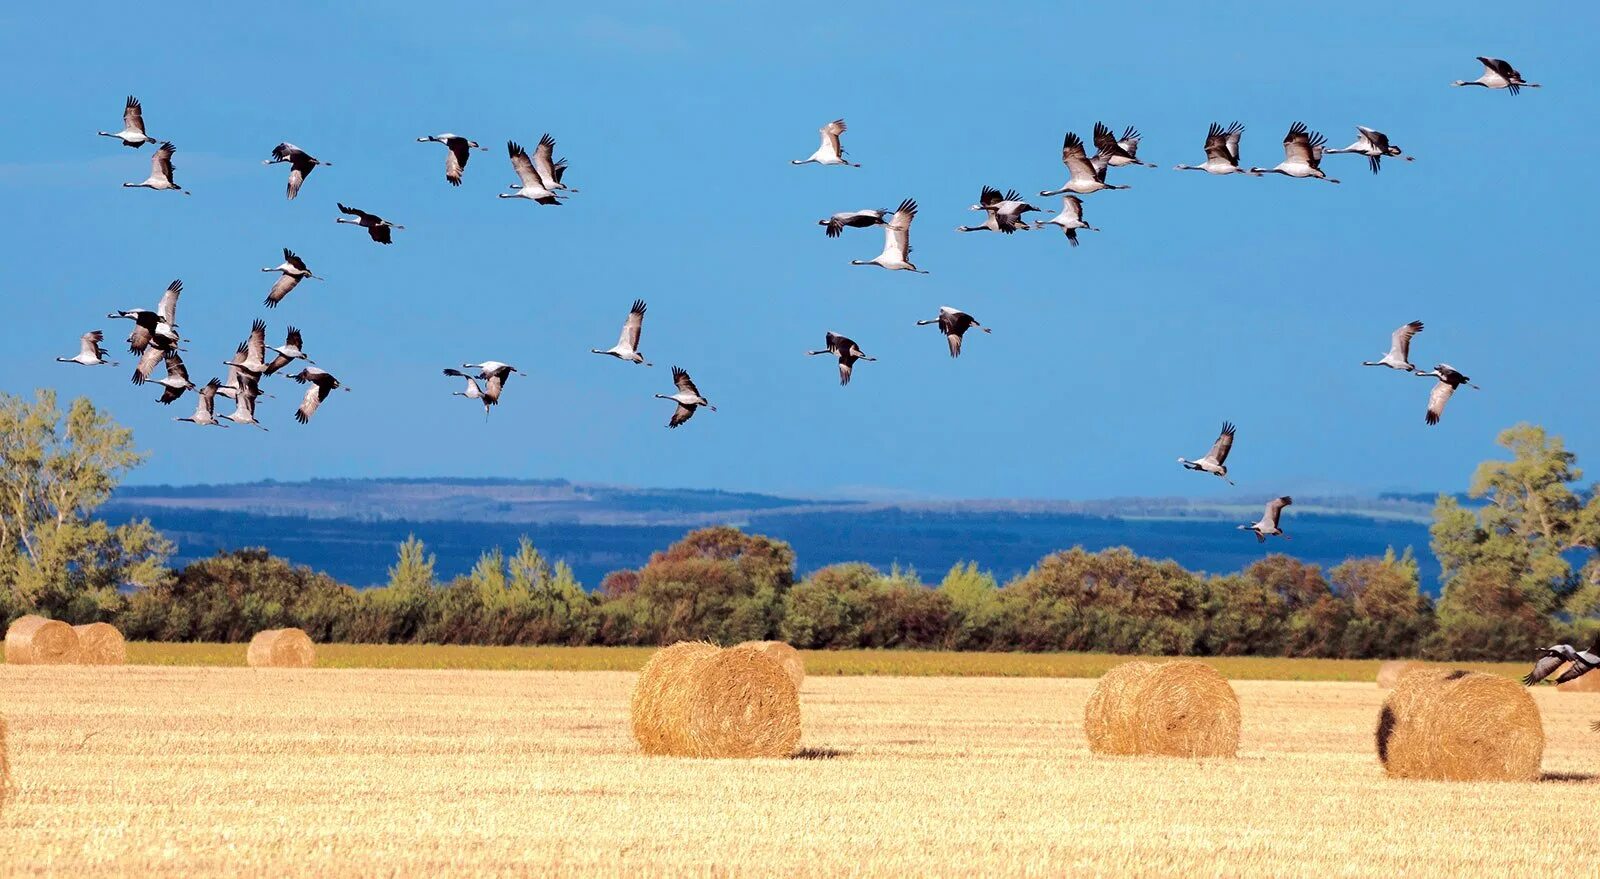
[735,640,805,689]
[1376,669,1543,782]
[1376,660,1431,689]
[246,628,317,668]
[1085,660,1240,758]
[631,641,801,759]
[72,623,128,666]
[4,615,82,665]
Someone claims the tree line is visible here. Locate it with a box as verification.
[3,389,1597,659]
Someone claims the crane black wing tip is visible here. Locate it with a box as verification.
[295,411,309,425]
[896,198,918,214]
[1424,412,1440,426]
[539,133,555,147]
[1220,421,1236,435]
[631,299,647,313]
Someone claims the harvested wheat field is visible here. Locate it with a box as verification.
[1,666,1598,876]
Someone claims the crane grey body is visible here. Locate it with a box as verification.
[1416,364,1479,425]
[1239,496,1293,542]
[1453,57,1539,95]
[916,306,989,358]
[656,367,716,428]
[98,95,156,147]
[290,367,349,424]
[1523,639,1600,686]
[1324,126,1413,174]
[1034,195,1098,245]
[264,143,330,200]
[1362,321,1424,372]
[592,300,652,365]
[262,248,322,307]
[1041,131,1130,196]
[1093,122,1155,168]
[851,199,926,272]
[336,203,403,243]
[791,119,858,167]
[1250,122,1339,183]
[820,209,889,238]
[1178,422,1236,484]
[123,141,189,194]
[958,187,1040,233]
[417,133,487,186]
[500,139,567,205]
[807,332,875,386]
[1175,122,1259,176]
[176,379,227,427]
[57,330,117,366]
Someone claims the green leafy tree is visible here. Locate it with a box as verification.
[995,547,1206,654]
[938,561,1002,649]
[1331,549,1434,658]
[351,535,438,641]
[1235,556,1350,657]
[0,389,172,622]
[1199,573,1288,656]
[1427,424,1598,657]
[120,548,357,642]
[597,526,794,645]
[781,563,887,648]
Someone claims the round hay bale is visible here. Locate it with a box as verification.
[4,615,81,665]
[1376,669,1543,782]
[1084,660,1157,755]
[246,628,316,668]
[1555,666,1600,693]
[1085,660,1239,758]
[632,641,721,755]
[71,622,127,666]
[1376,660,1431,689]
[631,641,801,758]
[736,640,805,689]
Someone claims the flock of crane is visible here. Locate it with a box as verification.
[62,56,1539,534]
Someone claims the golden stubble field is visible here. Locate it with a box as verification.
[2,666,1598,877]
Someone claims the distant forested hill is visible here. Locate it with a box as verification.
[106,479,1442,591]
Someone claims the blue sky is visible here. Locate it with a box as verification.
[1,3,1591,501]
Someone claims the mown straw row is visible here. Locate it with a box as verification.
[1085,660,1240,758]
[1376,668,1543,782]
[0,714,12,811]
[1375,660,1431,689]
[632,641,801,758]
